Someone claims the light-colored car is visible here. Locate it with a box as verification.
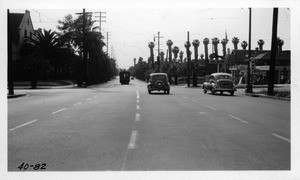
[147,73,170,94]
[203,73,236,96]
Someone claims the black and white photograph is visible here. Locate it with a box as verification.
[1,0,299,179]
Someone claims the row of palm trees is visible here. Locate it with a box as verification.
[129,36,286,86]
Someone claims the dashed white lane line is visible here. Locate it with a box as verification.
[192,100,200,103]
[135,113,140,122]
[9,119,38,131]
[137,99,140,103]
[86,98,92,101]
[136,105,140,110]
[206,105,218,111]
[52,108,66,115]
[128,130,138,149]
[199,112,207,114]
[73,102,82,106]
[183,96,189,99]
[272,133,290,143]
[227,114,249,124]
[136,90,140,99]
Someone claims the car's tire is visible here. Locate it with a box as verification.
[155,80,164,88]
[204,89,207,93]
[148,90,151,94]
[212,91,215,95]
[167,90,170,94]
[220,91,223,95]
[230,91,234,96]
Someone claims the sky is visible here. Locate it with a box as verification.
[2,1,293,70]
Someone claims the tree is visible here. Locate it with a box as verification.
[166,40,173,62]
[232,37,239,50]
[241,41,248,50]
[257,39,265,50]
[20,29,61,88]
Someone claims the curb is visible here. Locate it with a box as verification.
[7,94,27,99]
[245,93,290,101]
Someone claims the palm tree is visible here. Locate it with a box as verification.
[241,41,248,50]
[179,51,184,63]
[21,29,61,88]
[148,42,155,68]
[172,46,180,60]
[277,37,284,52]
[212,37,220,56]
[221,38,228,57]
[232,37,239,50]
[166,40,173,62]
[192,40,200,87]
[203,38,210,60]
[257,39,265,50]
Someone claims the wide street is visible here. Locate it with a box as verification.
[8,77,290,171]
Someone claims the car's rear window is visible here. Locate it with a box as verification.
[152,75,166,80]
[216,75,231,80]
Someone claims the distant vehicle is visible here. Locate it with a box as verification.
[203,73,236,96]
[119,71,130,85]
[131,76,134,80]
[147,73,170,94]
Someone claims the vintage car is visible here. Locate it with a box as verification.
[203,73,236,96]
[147,73,170,94]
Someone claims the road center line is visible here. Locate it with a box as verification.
[137,99,140,103]
[9,119,38,131]
[206,105,218,111]
[128,130,138,149]
[135,113,140,122]
[136,105,140,110]
[73,102,82,106]
[227,114,249,124]
[52,108,66,115]
[272,133,290,143]
[86,98,92,101]
[136,90,140,99]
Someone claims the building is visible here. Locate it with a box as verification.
[9,10,34,62]
[227,49,290,84]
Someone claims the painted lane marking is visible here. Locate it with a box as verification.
[86,98,92,101]
[73,102,82,106]
[199,112,207,114]
[128,130,138,149]
[272,133,290,143]
[136,90,140,99]
[136,105,140,110]
[9,119,38,131]
[192,100,200,103]
[183,96,189,99]
[137,99,140,103]
[227,114,249,124]
[135,113,140,122]
[206,105,218,111]
[52,108,66,115]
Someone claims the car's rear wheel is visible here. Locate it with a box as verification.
[166,90,170,94]
[148,90,151,94]
[220,91,223,95]
[230,91,234,96]
[212,91,215,95]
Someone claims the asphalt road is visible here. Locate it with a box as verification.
[8,77,290,171]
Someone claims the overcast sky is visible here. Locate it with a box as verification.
[4,1,293,69]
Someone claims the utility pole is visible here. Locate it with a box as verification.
[76,9,92,87]
[107,32,109,55]
[7,9,14,95]
[268,8,278,95]
[246,8,253,93]
[186,31,191,87]
[154,31,163,72]
[95,11,106,34]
